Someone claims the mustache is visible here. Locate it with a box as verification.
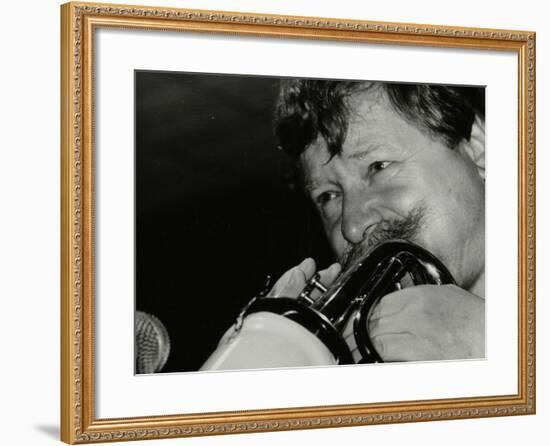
[338,207,426,271]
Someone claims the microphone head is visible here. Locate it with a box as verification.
[135,311,171,374]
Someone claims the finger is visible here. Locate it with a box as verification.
[309,262,342,300]
[368,302,414,340]
[341,328,361,363]
[342,316,354,340]
[370,332,414,361]
[368,289,412,323]
[350,347,362,363]
[297,257,317,282]
[318,262,342,286]
[373,332,442,362]
[268,258,316,298]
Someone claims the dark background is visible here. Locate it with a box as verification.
[135,71,333,372]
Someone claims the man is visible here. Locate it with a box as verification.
[268,80,485,362]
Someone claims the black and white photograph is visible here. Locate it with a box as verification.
[135,72,486,374]
[54,2,536,444]
[2,0,543,442]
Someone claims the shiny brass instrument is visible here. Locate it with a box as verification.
[201,240,455,370]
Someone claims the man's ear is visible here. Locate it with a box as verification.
[459,115,485,180]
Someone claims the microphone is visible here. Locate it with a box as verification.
[135,311,171,374]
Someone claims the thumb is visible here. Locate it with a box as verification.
[267,258,316,298]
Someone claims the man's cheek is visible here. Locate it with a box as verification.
[381,184,418,214]
[326,223,347,258]
[365,180,414,222]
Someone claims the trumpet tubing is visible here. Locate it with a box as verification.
[201,239,455,370]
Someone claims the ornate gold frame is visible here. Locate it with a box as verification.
[60,2,536,443]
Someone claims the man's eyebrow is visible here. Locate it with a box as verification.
[346,145,382,161]
[303,145,384,192]
[303,178,321,193]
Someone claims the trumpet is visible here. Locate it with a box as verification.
[201,239,455,370]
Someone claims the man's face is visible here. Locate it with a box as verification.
[301,88,485,292]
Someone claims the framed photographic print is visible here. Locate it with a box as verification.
[60,1,536,443]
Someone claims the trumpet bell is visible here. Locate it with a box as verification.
[200,311,338,370]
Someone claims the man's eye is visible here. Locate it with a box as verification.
[315,191,340,207]
[368,161,392,175]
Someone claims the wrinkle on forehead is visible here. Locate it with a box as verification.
[337,88,404,159]
[303,85,388,162]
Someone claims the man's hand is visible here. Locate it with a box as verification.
[363,284,485,361]
[268,262,484,363]
[267,258,341,299]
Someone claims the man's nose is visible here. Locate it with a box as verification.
[340,191,377,245]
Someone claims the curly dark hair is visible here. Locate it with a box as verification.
[274,79,484,160]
